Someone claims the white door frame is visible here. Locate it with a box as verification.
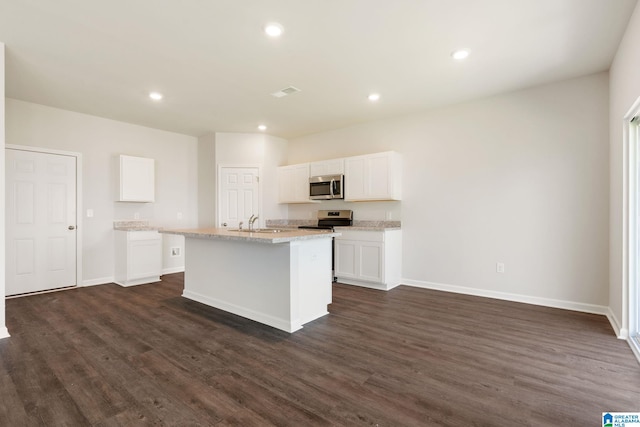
[624,97,640,362]
[6,144,83,290]
[216,164,262,228]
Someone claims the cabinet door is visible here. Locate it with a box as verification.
[277,167,292,203]
[128,239,162,280]
[344,152,401,201]
[277,164,311,203]
[358,241,384,283]
[335,239,384,283]
[368,154,393,200]
[344,157,367,200]
[292,165,310,201]
[119,155,155,202]
[335,239,358,279]
[310,159,344,176]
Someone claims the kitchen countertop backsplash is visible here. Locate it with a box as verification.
[266,219,401,231]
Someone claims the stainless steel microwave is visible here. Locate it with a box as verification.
[309,174,344,200]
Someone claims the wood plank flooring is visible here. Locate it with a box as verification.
[1,273,639,426]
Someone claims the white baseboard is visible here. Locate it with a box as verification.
[81,276,114,287]
[115,276,161,287]
[628,337,640,364]
[606,308,628,339]
[336,278,400,291]
[162,266,185,275]
[402,278,609,315]
[182,289,301,333]
[81,269,183,287]
[0,326,10,339]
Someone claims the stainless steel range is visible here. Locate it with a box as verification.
[299,210,353,282]
[298,210,353,230]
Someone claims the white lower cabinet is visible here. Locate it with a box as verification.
[334,229,402,290]
[115,230,162,286]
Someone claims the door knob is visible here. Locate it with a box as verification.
[68,225,76,230]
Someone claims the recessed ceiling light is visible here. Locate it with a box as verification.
[149,92,163,101]
[258,124,267,131]
[368,93,380,102]
[264,23,284,37]
[451,49,470,60]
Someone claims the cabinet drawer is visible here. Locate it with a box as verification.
[335,229,384,242]
[127,230,161,241]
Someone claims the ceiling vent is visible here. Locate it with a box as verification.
[271,86,301,98]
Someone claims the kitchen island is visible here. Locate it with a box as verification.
[159,227,339,332]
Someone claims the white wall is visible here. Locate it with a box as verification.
[0,43,7,339]
[609,1,640,337]
[289,72,610,312]
[5,99,198,284]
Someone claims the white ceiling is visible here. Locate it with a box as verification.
[0,0,636,139]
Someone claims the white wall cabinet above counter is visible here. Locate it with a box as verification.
[118,155,155,202]
[309,158,344,176]
[345,151,401,201]
[278,151,401,203]
[278,163,316,204]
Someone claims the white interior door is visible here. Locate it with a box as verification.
[6,149,77,296]
[219,167,260,228]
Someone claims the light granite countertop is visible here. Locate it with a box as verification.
[159,227,340,244]
[113,220,162,231]
[335,225,401,231]
[266,219,401,231]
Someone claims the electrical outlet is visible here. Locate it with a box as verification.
[496,262,505,273]
[177,212,183,220]
[134,212,140,220]
[171,247,181,257]
[86,209,94,218]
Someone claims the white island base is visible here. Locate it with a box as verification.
[182,236,333,333]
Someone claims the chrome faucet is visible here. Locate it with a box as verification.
[238,221,243,230]
[248,214,259,231]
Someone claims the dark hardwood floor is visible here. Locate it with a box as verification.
[1,273,639,426]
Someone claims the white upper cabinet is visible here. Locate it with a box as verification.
[345,151,402,201]
[118,155,155,202]
[309,158,345,176]
[278,163,314,203]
